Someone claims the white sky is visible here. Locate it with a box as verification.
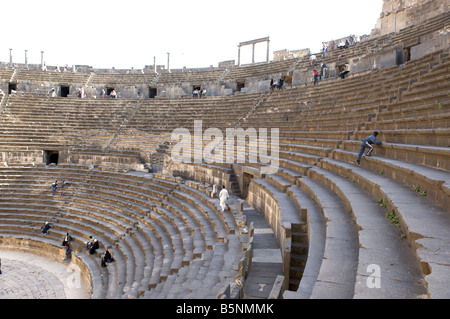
[1,0,383,70]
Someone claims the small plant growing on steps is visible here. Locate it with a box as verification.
[377,198,387,208]
[385,209,400,227]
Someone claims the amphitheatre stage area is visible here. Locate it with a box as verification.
[0,0,449,305]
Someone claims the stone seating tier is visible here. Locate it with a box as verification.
[0,165,246,298]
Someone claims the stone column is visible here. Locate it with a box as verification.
[167,52,170,72]
[24,50,28,69]
[266,39,270,62]
[41,51,45,70]
[9,49,13,68]
[252,43,255,64]
[237,45,241,66]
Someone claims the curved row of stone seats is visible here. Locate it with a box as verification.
[108,93,262,158]
[129,93,260,131]
[0,95,138,152]
[70,168,236,297]
[0,12,445,95]
[15,69,90,84]
[0,165,193,298]
[90,72,158,85]
[238,50,450,199]
[241,138,441,298]
[0,68,14,82]
[352,128,450,148]
[233,120,449,297]
[245,173,307,291]
[239,152,449,297]
[0,164,245,298]
[0,164,127,297]
[246,52,441,131]
[313,158,449,298]
[309,11,449,76]
[0,165,148,299]
[299,165,430,298]
[142,174,246,298]
[231,49,449,298]
[0,204,110,298]
[157,68,227,84]
[365,55,450,131]
[0,235,97,296]
[380,10,450,49]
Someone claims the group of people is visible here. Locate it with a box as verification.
[51,180,67,196]
[313,62,328,85]
[192,88,206,97]
[86,236,114,267]
[311,35,357,84]
[270,78,284,90]
[40,229,114,265]
[77,88,87,98]
[86,236,100,254]
[312,60,350,83]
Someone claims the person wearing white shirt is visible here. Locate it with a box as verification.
[219,185,229,212]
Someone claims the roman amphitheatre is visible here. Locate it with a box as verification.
[0,0,448,299]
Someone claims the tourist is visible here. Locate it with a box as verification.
[322,42,328,57]
[219,185,229,212]
[277,77,284,90]
[356,131,383,165]
[313,69,320,85]
[272,79,278,91]
[64,242,71,258]
[41,222,51,235]
[86,235,93,250]
[101,250,114,267]
[89,238,99,254]
[309,54,317,66]
[340,63,350,79]
[62,232,72,246]
[320,62,328,79]
[51,180,58,195]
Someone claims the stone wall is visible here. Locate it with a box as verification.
[0,150,43,165]
[371,0,449,37]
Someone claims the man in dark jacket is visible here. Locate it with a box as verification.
[356,131,383,164]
